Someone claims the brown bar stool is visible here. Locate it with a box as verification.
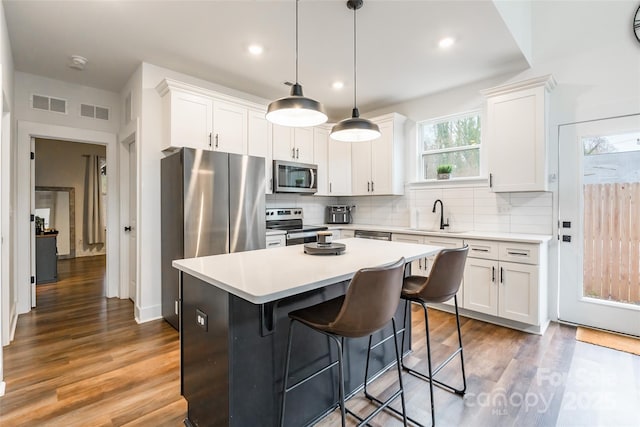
[400,245,469,427]
[280,257,408,427]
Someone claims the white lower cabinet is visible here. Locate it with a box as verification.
[463,239,541,326]
[266,234,286,249]
[392,234,464,307]
[391,233,547,331]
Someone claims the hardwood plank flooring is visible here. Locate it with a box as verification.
[0,256,186,426]
[2,256,638,426]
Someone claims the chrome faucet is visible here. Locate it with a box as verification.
[432,199,449,230]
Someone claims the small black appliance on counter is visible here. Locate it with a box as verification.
[326,205,354,224]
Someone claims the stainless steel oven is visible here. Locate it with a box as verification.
[266,208,328,245]
[273,160,317,194]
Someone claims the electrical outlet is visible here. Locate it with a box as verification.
[196,309,208,331]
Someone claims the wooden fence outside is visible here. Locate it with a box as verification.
[583,182,640,305]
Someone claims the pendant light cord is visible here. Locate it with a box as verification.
[353,5,357,110]
[295,0,299,84]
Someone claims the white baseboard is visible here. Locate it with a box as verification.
[135,303,162,324]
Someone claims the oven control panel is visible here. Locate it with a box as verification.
[266,208,303,221]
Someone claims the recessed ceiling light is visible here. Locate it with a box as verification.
[439,37,455,49]
[248,44,264,56]
[332,81,344,90]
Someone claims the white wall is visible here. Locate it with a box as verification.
[13,73,121,317]
[359,0,640,323]
[133,62,272,323]
[0,0,15,393]
[14,72,120,135]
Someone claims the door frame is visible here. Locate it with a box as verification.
[16,121,119,314]
[119,120,139,305]
[557,114,640,336]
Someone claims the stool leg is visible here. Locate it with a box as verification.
[421,301,436,426]
[454,295,467,394]
[363,334,374,397]
[400,299,409,371]
[280,320,296,427]
[329,335,347,427]
[391,318,408,426]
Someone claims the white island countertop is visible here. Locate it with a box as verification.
[173,238,442,304]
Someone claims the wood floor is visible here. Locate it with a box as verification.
[1,256,638,426]
[0,255,186,426]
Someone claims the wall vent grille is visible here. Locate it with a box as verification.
[31,94,67,114]
[80,103,110,121]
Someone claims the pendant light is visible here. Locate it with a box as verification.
[266,0,327,127]
[330,0,380,142]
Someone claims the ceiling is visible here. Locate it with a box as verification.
[4,0,530,120]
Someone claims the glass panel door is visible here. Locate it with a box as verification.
[558,114,640,336]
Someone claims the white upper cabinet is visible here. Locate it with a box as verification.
[212,100,247,154]
[247,109,272,194]
[327,137,352,196]
[314,126,352,196]
[482,75,556,192]
[157,79,261,155]
[272,125,314,163]
[161,88,213,150]
[313,127,329,195]
[351,113,406,196]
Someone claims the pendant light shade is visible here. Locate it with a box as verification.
[266,0,327,127]
[266,83,327,127]
[330,108,380,142]
[331,0,380,142]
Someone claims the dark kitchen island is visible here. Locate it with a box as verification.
[173,238,441,426]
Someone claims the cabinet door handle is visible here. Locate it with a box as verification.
[292,148,295,159]
[209,132,212,149]
[418,258,422,269]
[215,134,219,148]
[367,181,370,192]
[492,266,495,282]
[329,182,332,193]
[489,173,493,188]
[500,267,504,283]
[296,148,299,159]
[371,181,374,192]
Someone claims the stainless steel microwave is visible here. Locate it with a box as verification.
[273,160,317,194]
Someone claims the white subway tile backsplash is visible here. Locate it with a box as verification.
[267,186,553,236]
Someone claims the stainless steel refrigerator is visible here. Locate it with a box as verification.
[161,148,266,329]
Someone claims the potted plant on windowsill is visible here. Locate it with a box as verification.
[437,164,452,180]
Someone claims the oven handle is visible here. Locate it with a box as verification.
[287,231,318,240]
[310,168,315,189]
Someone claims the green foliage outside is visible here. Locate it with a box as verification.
[421,115,481,180]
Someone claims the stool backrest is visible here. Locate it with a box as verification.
[417,245,468,303]
[328,257,406,338]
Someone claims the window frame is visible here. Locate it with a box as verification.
[416,110,483,182]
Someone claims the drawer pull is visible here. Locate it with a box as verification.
[267,241,280,247]
[472,248,489,252]
[507,251,529,257]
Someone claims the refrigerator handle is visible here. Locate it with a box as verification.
[310,168,315,189]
